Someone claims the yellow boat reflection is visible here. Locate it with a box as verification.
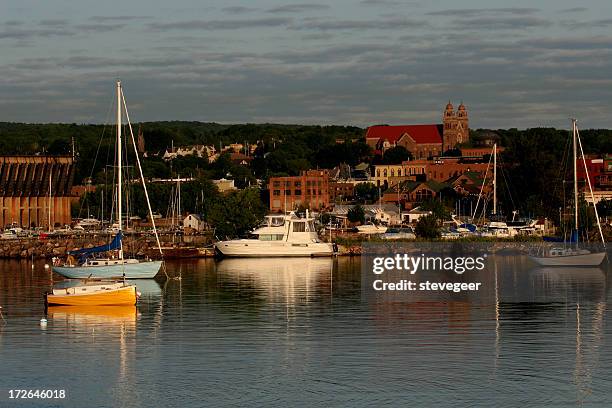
[47,305,137,323]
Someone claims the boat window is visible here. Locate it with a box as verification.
[270,217,285,227]
[293,222,306,232]
[259,234,285,241]
[308,221,316,231]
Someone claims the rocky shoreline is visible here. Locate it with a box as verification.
[0,237,163,259]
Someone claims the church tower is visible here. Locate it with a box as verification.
[442,101,469,151]
[442,101,457,152]
[456,102,469,145]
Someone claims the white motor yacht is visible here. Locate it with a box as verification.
[215,212,336,257]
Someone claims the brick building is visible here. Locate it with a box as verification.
[269,170,330,212]
[329,181,355,203]
[365,102,469,159]
[0,156,75,228]
[373,158,488,187]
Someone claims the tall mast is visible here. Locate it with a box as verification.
[573,119,578,232]
[493,143,497,215]
[117,81,123,259]
[48,171,52,232]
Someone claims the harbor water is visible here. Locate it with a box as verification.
[1,256,611,407]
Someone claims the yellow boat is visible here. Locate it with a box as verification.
[45,282,138,306]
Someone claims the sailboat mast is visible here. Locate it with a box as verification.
[48,171,52,231]
[493,143,497,215]
[573,119,578,231]
[117,81,123,259]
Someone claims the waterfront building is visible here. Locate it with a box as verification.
[268,170,329,212]
[365,102,469,158]
[0,155,75,228]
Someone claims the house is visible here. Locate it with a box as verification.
[213,178,237,193]
[381,180,450,210]
[331,204,401,225]
[402,207,433,224]
[183,214,207,232]
[230,152,252,166]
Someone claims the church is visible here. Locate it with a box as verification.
[365,102,469,159]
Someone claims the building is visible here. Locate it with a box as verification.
[422,158,489,182]
[268,170,330,212]
[183,214,207,232]
[0,156,75,228]
[365,102,469,158]
[576,154,612,203]
[381,180,449,209]
[329,181,355,203]
[212,178,237,193]
[373,158,488,187]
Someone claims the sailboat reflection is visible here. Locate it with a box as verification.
[215,258,333,303]
[529,267,606,302]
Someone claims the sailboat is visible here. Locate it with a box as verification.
[45,280,138,306]
[52,81,164,279]
[530,119,606,266]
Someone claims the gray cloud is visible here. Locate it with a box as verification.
[360,0,401,5]
[74,23,127,33]
[4,20,24,26]
[89,16,151,22]
[292,16,428,30]
[0,27,74,40]
[451,16,551,30]
[148,17,292,31]
[221,6,257,14]
[268,4,330,13]
[559,7,588,13]
[39,19,69,27]
[428,8,539,17]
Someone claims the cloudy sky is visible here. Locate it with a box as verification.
[2,0,612,128]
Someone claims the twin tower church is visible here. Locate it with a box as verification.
[365,102,470,159]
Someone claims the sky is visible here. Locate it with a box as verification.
[1,0,612,129]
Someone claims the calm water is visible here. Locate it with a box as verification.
[1,256,612,407]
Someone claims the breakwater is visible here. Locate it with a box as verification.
[0,235,208,259]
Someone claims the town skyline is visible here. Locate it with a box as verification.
[2,1,612,128]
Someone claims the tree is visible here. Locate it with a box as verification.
[419,199,451,221]
[354,183,379,204]
[382,146,411,164]
[347,205,366,224]
[415,214,440,239]
[207,188,266,239]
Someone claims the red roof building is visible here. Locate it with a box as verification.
[365,102,469,159]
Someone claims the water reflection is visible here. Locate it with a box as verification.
[0,257,611,406]
[215,257,333,304]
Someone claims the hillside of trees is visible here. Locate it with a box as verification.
[1,121,610,236]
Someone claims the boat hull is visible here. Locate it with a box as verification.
[529,252,606,266]
[46,285,137,306]
[215,240,334,257]
[52,261,163,279]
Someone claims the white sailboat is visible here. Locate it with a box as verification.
[53,81,164,279]
[530,119,606,266]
